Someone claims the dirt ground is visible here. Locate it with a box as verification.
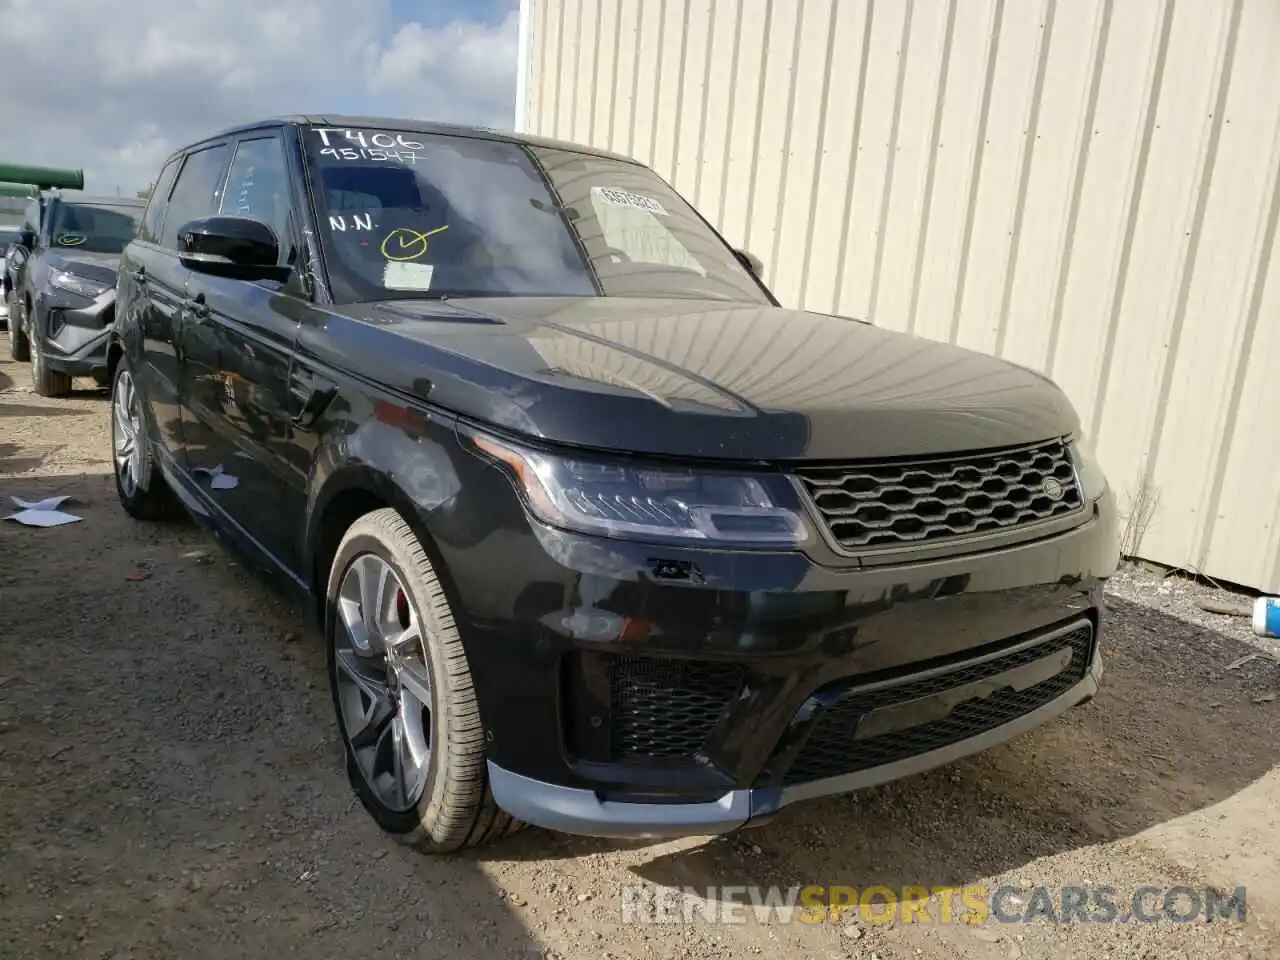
[2,335,1278,960]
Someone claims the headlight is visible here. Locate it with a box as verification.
[1070,435,1108,501]
[50,269,110,298]
[473,434,810,546]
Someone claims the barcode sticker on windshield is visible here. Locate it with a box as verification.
[592,186,668,217]
[383,261,435,291]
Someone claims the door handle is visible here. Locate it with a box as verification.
[129,266,147,284]
[184,292,211,322]
[290,373,338,431]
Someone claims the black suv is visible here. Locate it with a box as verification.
[109,116,1119,852]
[7,193,144,394]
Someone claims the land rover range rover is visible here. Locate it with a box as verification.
[107,116,1118,851]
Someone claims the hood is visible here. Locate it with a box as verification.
[48,250,120,285]
[312,297,1080,462]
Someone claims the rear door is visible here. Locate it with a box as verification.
[119,155,186,460]
[178,131,310,578]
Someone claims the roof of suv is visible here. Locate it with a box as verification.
[185,115,642,167]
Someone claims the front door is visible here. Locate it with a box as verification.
[127,242,189,463]
[178,133,309,580]
[123,153,186,462]
[144,143,234,470]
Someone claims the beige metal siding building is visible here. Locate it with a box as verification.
[515,0,1280,593]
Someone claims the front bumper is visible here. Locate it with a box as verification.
[430,440,1120,838]
[489,640,1102,839]
[34,288,115,377]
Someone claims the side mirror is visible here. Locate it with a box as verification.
[734,248,763,277]
[16,228,35,249]
[177,216,290,282]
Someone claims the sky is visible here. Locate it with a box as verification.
[0,0,520,194]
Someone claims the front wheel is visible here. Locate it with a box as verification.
[30,327,72,397]
[7,299,28,361]
[111,356,179,520]
[326,508,520,853]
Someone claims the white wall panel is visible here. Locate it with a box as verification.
[520,0,1280,592]
[909,0,1000,344]
[799,0,873,314]
[871,0,951,334]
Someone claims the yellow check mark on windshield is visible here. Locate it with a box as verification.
[380,225,449,262]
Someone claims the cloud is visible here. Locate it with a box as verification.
[369,15,520,126]
[0,0,518,193]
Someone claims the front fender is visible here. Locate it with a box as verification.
[302,398,470,586]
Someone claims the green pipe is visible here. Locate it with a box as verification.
[0,182,37,199]
[0,163,84,190]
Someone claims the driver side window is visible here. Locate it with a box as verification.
[219,136,294,266]
[161,144,231,250]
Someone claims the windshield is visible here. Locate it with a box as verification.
[48,202,141,255]
[303,124,768,304]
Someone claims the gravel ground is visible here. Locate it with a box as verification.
[1,336,1277,960]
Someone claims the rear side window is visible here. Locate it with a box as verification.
[160,144,231,249]
[138,159,180,244]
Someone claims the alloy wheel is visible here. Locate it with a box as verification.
[334,553,434,813]
[28,323,41,380]
[112,369,144,498]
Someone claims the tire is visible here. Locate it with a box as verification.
[326,507,521,853]
[110,354,180,521]
[7,300,28,362]
[29,315,72,397]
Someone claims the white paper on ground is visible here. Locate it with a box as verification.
[383,260,435,291]
[10,495,73,511]
[4,509,83,527]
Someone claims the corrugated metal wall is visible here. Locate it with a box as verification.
[518,0,1280,593]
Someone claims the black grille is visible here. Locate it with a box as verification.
[610,656,744,761]
[779,623,1093,785]
[794,439,1084,552]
